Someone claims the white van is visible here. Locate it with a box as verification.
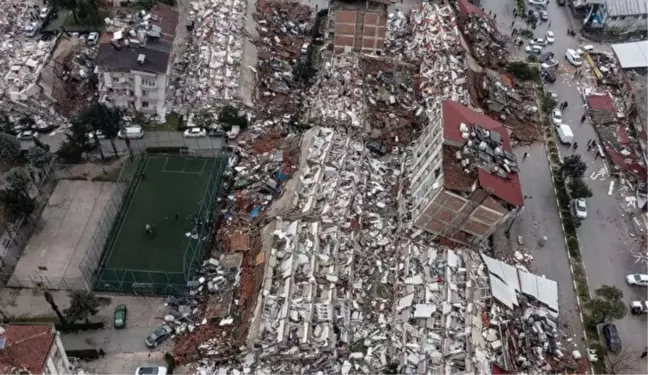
[556,124,574,144]
[565,49,583,66]
[118,125,145,139]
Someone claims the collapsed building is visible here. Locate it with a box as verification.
[410,100,523,247]
[96,3,180,122]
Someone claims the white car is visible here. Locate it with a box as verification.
[626,274,648,286]
[135,367,167,375]
[531,38,547,46]
[184,127,207,138]
[528,0,548,7]
[631,301,648,315]
[24,22,39,37]
[118,125,145,139]
[16,130,39,140]
[571,198,587,219]
[547,91,559,101]
[545,30,555,44]
[541,58,559,71]
[87,130,106,140]
[87,32,99,45]
[540,11,549,21]
[565,48,583,67]
[39,7,51,20]
[551,109,562,125]
[525,44,544,54]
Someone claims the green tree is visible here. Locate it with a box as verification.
[71,116,105,161]
[75,103,123,158]
[0,133,22,162]
[56,136,85,164]
[5,167,31,194]
[585,285,627,324]
[64,290,100,323]
[560,154,588,179]
[27,146,51,172]
[44,291,67,324]
[568,178,593,199]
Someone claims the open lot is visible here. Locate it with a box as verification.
[7,180,115,290]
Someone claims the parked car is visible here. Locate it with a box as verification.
[545,30,555,44]
[184,127,207,138]
[602,323,622,352]
[87,32,99,45]
[626,273,648,286]
[145,325,173,348]
[16,130,39,140]
[24,22,40,37]
[114,304,127,329]
[557,0,566,5]
[525,44,544,54]
[541,70,556,83]
[528,10,540,21]
[528,0,548,7]
[530,38,547,46]
[540,11,549,21]
[571,198,587,219]
[631,301,648,315]
[118,125,145,139]
[551,108,562,125]
[565,48,583,66]
[541,58,559,71]
[539,51,554,63]
[300,43,310,55]
[87,130,106,141]
[136,367,167,375]
[39,7,51,20]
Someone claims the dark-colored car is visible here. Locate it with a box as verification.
[145,325,173,348]
[539,52,555,63]
[602,323,622,352]
[557,0,566,5]
[113,304,127,329]
[541,70,556,83]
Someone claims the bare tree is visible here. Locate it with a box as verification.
[604,347,640,374]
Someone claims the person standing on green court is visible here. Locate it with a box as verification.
[145,223,152,236]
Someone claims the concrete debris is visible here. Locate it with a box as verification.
[170,0,248,112]
[172,3,588,375]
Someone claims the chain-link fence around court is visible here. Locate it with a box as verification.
[93,131,227,159]
[0,160,60,288]
[83,153,228,295]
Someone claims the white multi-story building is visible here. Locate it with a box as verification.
[0,324,72,374]
[410,100,524,247]
[96,3,179,121]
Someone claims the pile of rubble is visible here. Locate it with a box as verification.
[468,69,541,143]
[454,6,508,69]
[171,0,247,112]
[255,0,312,119]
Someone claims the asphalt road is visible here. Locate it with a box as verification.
[483,0,648,364]
[23,131,225,154]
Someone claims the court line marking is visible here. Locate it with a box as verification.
[160,157,207,175]
[105,156,150,268]
[161,156,170,173]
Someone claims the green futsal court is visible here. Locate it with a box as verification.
[92,154,227,295]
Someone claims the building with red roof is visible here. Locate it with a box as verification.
[411,100,523,246]
[0,324,71,374]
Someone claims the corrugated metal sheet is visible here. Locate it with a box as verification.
[611,41,648,69]
[606,0,648,16]
[481,254,559,313]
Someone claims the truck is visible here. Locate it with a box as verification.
[556,124,574,145]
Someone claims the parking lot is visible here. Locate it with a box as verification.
[0,289,170,374]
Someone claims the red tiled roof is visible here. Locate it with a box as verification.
[586,94,615,113]
[442,100,523,207]
[0,325,55,373]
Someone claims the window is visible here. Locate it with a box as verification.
[642,15,647,19]
[142,101,149,108]
[142,90,149,97]
[141,78,156,87]
[610,16,617,20]
[620,16,626,20]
